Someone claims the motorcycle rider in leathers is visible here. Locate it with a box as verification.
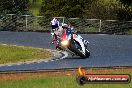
[50,18,89,49]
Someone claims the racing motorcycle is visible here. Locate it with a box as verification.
[55,27,90,58]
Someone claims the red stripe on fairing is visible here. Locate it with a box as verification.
[61,31,67,40]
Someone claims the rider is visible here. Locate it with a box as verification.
[50,18,62,44]
[50,18,59,30]
[50,18,89,47]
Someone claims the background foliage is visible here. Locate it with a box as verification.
[0,0,29,15]
[0,0,132,34]
[0,0,132,20]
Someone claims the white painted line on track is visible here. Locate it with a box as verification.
[7,65,12,67]
[50,60,54,62]
[55,59,60,61]
[44,61,48,63]
[16,63,21,66]
[1,44,8,45]
[60,51,68,60]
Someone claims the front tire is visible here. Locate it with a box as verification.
[85,49,90,58]
[69,40,87,58]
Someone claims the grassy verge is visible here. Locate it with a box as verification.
[0,44,53,64]
[1,76,131,88]
[0,68,132,88]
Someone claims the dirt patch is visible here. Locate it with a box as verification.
[0,68,132,81]
[0,71,76,82]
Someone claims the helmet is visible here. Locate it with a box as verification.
[62,23,68,29]
[50,18,59,29]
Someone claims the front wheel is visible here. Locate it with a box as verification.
[85,49,90,58]
[69,40,88,58]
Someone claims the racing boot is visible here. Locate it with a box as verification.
[56,45,63,51]
[51,34,57,44]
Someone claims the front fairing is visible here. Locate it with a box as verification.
[72,34,86,54]
[60,29,71,48]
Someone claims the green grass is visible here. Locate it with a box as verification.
[0,72,131,88]
[0,44,52,64]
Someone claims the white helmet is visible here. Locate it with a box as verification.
[62,23,68,28]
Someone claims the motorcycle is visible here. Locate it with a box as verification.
[55,27,90,58]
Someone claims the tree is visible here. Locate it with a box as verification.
[0,0,29,14]
[117,0,132,20]
[0,0,30,31]
[119,0,132,7]
[40,0,87,18]
[83,0,118,19]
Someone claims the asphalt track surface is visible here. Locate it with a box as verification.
[0,31,132,71]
